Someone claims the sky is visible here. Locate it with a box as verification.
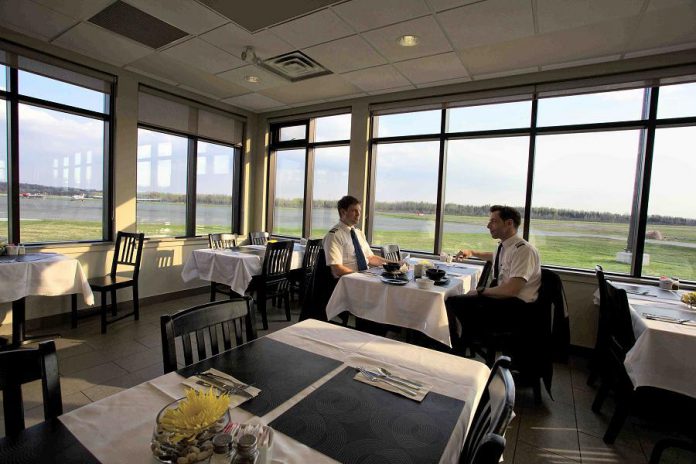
[2,67,696,220]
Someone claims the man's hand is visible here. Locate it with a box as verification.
[455,249,473,262]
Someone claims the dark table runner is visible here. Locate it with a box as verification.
[270,367,465,464]
[178,337,342,417]
[0,419,100,463]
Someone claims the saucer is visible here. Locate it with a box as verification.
[381,277,409,286]
[433,278,450,286]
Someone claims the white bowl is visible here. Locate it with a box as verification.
[416,278,434,289]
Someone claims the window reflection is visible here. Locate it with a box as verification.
[196,141,236,236]
[273,149,306,236]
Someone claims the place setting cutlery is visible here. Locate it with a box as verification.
[184,369,259,401]
[641,313,696,326]
[354,366,429,401]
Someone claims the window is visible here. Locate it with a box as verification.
[537,89,645,126]
[268,113,351,238]
[0,49,113,244]
[447,101,531,132]
[657,82,696,119]
[196,141,236,236]
[374,109,440,138]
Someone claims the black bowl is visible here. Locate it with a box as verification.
[383,262,401,273]
[426,268,446,281]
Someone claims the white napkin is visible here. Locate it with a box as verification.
[182,368,261,408]
[353,367,430,402]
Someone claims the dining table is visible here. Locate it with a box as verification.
[611,282,696,399]
[0,319,491,463]
[181,243,305,296]
[0,252,94,348]
[325,260,482,348]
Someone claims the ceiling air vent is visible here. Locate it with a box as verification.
[260,51,331,82]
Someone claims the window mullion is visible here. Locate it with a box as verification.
[523,98,538,240]
[434,108,447,255]
[8,67,19,244]
[304,147,314,238]
[186,137,197,237]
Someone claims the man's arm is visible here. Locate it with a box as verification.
[368,255,389,267]
[456,248,494,262]
[479,277,526,299]
[330,263,355,278]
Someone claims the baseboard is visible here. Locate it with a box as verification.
[26,286,209,331]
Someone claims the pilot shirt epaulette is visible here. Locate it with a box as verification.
[328,228,338,234]
[515,241,526,248]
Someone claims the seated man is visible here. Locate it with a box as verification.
[446,205,541,357]
[323,195,389,278]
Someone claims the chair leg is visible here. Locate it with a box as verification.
[110,289,117,316]
[533,377,542,404]
[100,291,108,334]
[587,369,598,387]
[132,283,140,321]
[71,294,78,329]
[284,290,291,322]
[210,282,216,302]
[592,380,611,413]
[257,292,268,331]
[603,396,631,444]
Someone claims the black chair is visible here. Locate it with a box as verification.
[249,240,294,330]
[289,239,323,304]
[0,341,62,437]
[72,231,145,334]
[381,244,401,262]
[208,233,242,302]
[299,248,341,323]
[650,437,696,463]
[460,356,515,464]
[248,231,269,245]
[476,261,493,291]
[587,265,609,386]
[160,297,253,373]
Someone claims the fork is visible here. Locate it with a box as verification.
[198,371,250,391]
[357,368,417,396]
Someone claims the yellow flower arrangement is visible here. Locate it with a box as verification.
[682,292,696,308]
[159,388,230,443]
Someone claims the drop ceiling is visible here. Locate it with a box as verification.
[0,0,695,113]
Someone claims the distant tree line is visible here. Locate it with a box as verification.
[0,182,102,196]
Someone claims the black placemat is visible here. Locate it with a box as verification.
[0,419,100,463]
[270,367,465,464]
[178,337,342,417]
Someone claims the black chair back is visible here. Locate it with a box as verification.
[460,356,515,464]
[249,231,269,245]
[300,248,337,321]
[160,298,251,373]
[110,231,145,279]
[477,261,493,291]
[261,240,294,280]
[381,244,401,262]
[301,239,323,273]
[208,233,237,249]
[605,282,636,355]
[0,341,62,436]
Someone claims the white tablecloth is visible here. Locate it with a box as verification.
[181,246,304,296]
[613,283,696,399]
[0,253,94,305]
[325,263,481,347]
[59,319,490,464]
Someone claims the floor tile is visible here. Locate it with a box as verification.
[579,431,647,463]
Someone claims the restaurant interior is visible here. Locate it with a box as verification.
[1,0,696,463]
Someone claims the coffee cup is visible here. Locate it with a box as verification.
[6,245,18,256]
[659,278,674,290]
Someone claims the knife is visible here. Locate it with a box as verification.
[195,376,253,398]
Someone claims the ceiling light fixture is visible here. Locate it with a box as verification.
[245,75,260,83]
[397,35,419,47]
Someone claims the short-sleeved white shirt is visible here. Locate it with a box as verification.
[495,235,541,303]
[323,221,374,272]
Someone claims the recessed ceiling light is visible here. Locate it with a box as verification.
[397,35,419,47]
[245,75,260,83]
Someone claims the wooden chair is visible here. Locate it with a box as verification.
[460,356,515,464]
[207,233,241,302]
[249,240,294,330]
[381,244,401,262]
[0,341,62,437]
[248,231,269,245]
[587,265,609,386]
[289,239,323,303]
[72,231,145,334]
[160,297,253,373]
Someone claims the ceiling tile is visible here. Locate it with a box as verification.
[425,0,481,12]
[437,0,534,49]
[175,84,221,102]
[626,2,696,53]
[217,64,288,91]
[332,0,430,32]
[536,0,643,34]
[270,8,354,49]
[624,41,696,59]
[362,15,452,62]
[393,52,469,84]
[303,35,386,73]
[647,0,695,11]
[222,93,285,111]
[32,0,114,20]
[123,0,228,35]
[473,66,539,81]
[128,53,248,98]
[162,38,244,74]
[341,64,411,92]
[367,84,415,96]
[52,22,153,66]
[458,17,636,76]
[415,76,471,88]
[200,22,295,60]
[123,64,178,85]
[0,0,77,41]
[540,54,622,71]
[260,74,360,104]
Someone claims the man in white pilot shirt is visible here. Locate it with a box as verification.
[323,195,390,278]
[447,205,541,357]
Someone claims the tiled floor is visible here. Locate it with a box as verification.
[1,294,695,463]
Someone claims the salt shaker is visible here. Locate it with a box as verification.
[672,277,680,291]
[230,434,259,464]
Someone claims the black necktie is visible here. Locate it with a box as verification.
[491,243,503,287]
[350,228,368,271]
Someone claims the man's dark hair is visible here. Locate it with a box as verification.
[490,205,521,229]
[337,195,361,213]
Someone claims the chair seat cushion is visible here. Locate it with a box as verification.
[88,275,135,290]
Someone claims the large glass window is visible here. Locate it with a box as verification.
[136,129,188,238]
[537,89,645,126]
[0,65,6,91]
[645,127,696,281]
[196,141,236,236]
[19,70,105,113]
[447,101,531,132]
[273,149,306,236]
[374,109,440,138]
[311,146,349,238]
[442,137,529,255]
[657,82,696,119]
[0,100,7,243]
